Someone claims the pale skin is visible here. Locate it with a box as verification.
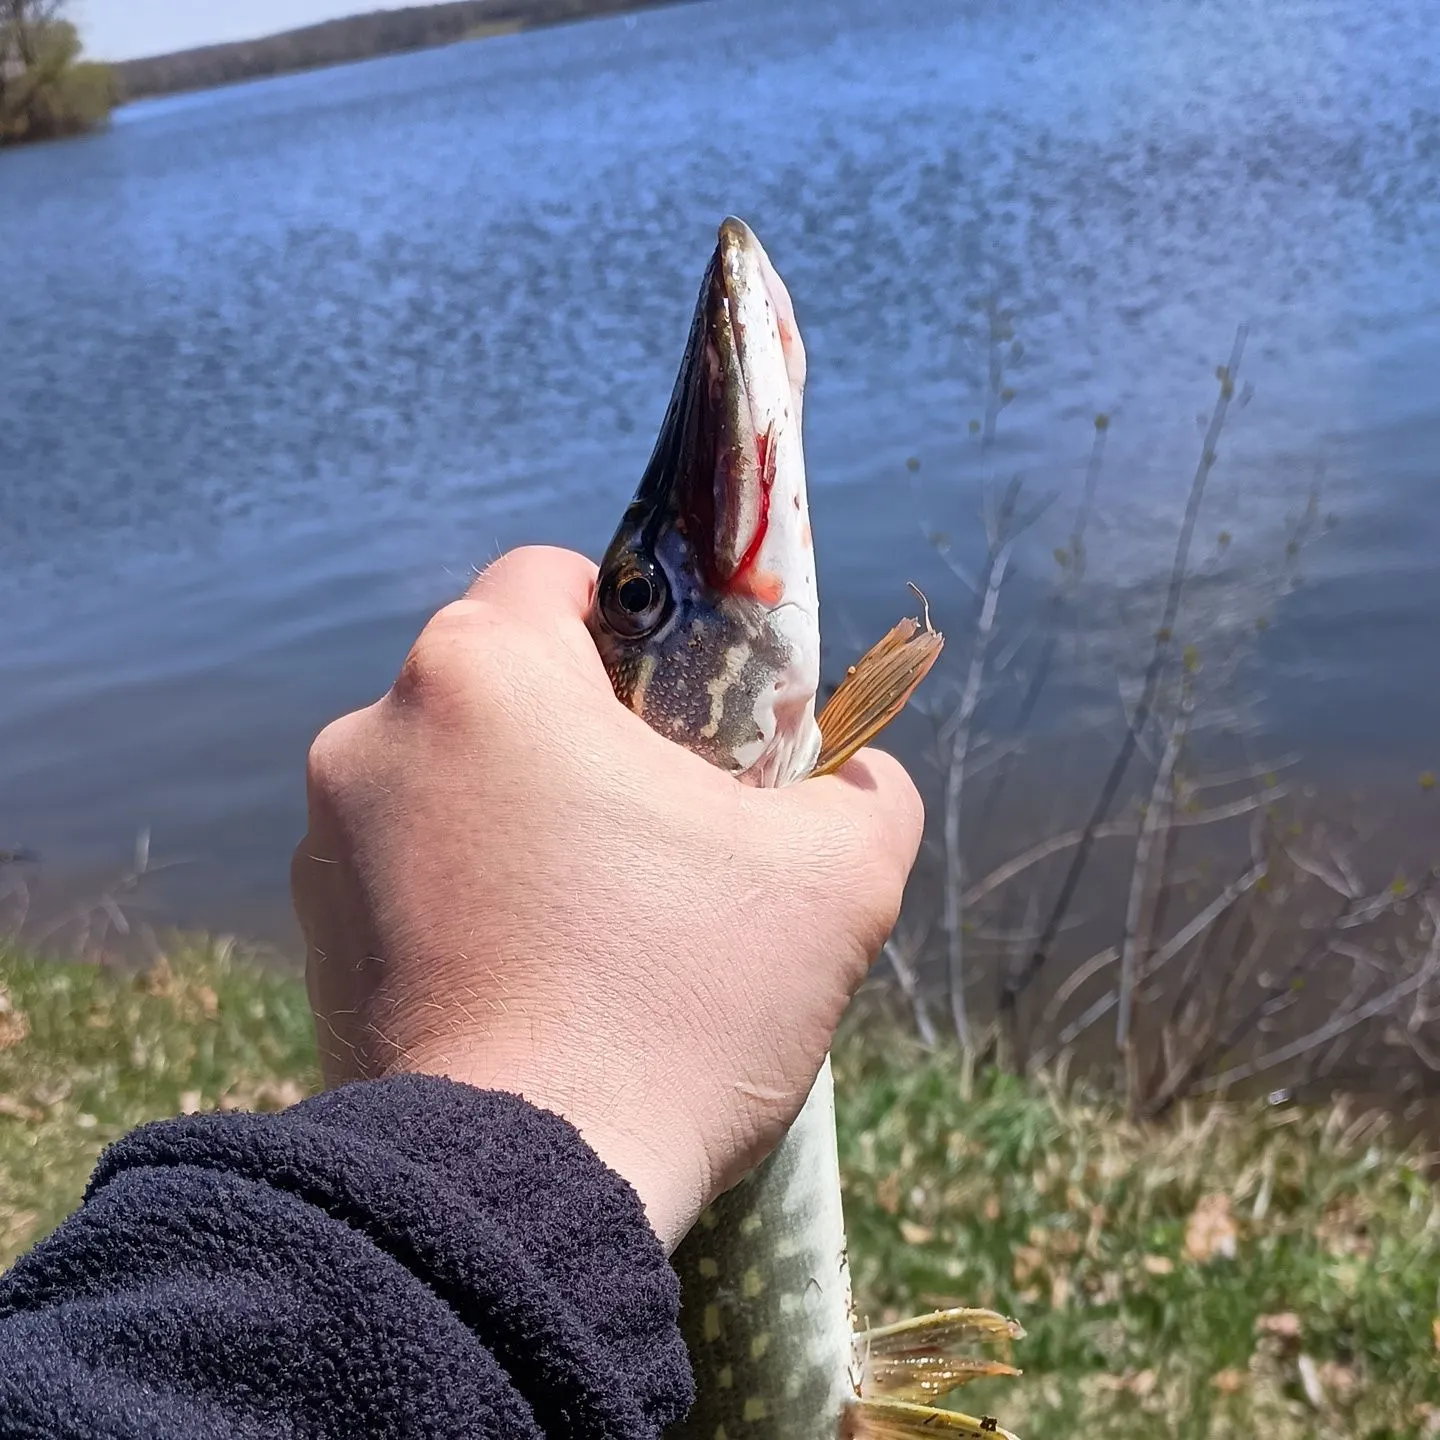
[291,545,924,1253]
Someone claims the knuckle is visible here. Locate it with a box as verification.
[305,712,360,799]
[392,601,484,710]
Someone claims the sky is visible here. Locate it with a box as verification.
[77,0,416,62]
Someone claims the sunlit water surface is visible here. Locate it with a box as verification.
[1,0,1437,947]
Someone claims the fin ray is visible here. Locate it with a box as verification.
[814,589,944,776]
[844,1397,1022,1440]
[856,1306,1024,1405]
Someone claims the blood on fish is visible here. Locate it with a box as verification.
[727,423,776,594]
[734,567,785,606]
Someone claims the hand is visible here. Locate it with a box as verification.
[291,546,923,1251]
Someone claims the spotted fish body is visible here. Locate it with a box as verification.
[587,219,1022,1440]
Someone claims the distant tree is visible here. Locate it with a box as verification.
[0,0,113,146]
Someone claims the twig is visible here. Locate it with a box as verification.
[1283,843,1359,901]
[1193,969,1431,1094]
[882,933,938,1049]
[1003,327,1249,1035]
[1184,756,1301,793]
[960,784,1287,909]
[1147,860,1269,979]
[1030,861,1266,1074]
[972,416,1111,845]
[943,532,1015,1048]
[1038,945,1120,1035]
[1118,687,1192,1069]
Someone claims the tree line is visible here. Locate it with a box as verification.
[113,0,691,102]
[0,0,112,146]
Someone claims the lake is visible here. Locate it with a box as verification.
[1,0,1437,955]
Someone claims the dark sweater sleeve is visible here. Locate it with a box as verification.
[0,1074,694,1439]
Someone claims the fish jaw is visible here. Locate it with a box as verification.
[587,217,822,788]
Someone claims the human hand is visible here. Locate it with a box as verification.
[291,546,923,1251]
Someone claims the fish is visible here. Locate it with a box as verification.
[586,217,1024,1440]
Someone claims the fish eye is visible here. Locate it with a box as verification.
[600,556,670,638]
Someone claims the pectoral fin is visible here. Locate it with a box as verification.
[814,589,944,777]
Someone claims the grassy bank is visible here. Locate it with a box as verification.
[2,939,1436,1437]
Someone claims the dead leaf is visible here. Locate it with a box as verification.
[1143,1254,1175,1276]
[140,956,175,998]
[1012,1245,1045,1287]
[1047,1228,1082,1259]
[195,986,219,1018]
[0,1093,42,1123]
[876,1171,900,1215]
[898,1220,934,1246]
[219,1079,306,1114]
[1184,1192,1238,1263]
[1317,1361,1357,1405]
[1256,1312,1302,1342]
[1316,1196,1374,1259]
[0,989,29,1051]
[0,1009,29,1050]
[1098,1370,1158,1397]
[31,1079,70,1108]
[1211,1368,1247,1395]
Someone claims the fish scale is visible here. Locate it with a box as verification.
[670,1060,854,1438]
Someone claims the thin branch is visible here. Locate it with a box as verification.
[1193,970,1430,1094]
[943,533,1015,1047]
[1039,945,1119,1035]
[960,784,1287,910]
[1147,860,1269,978]
[972,416,1111,845]
[882,936,939,1049]
[1004,326,1249,1030]
[1183,756,1301,793]
[1118,687,1191,1063]
[1030,861,1266,1073]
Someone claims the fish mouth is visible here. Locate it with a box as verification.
[630,216,805,596]
[711,216,807,458]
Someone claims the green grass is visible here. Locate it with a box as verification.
[2,941,1437,1437]
[836,1030,1440,1438]
[0,935,318,1260]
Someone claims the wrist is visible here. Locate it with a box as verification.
[389,1034,702,1252]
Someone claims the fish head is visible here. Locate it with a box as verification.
[587,216,822,787]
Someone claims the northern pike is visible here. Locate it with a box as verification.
[586,217,1025,1440]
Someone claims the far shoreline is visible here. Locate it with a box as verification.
[107,0,703,108]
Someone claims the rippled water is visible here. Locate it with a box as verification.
[1,0,1437,944]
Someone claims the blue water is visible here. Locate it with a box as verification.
[1,0,1437,942]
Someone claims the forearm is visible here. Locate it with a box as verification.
[0,1074,693,1439]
